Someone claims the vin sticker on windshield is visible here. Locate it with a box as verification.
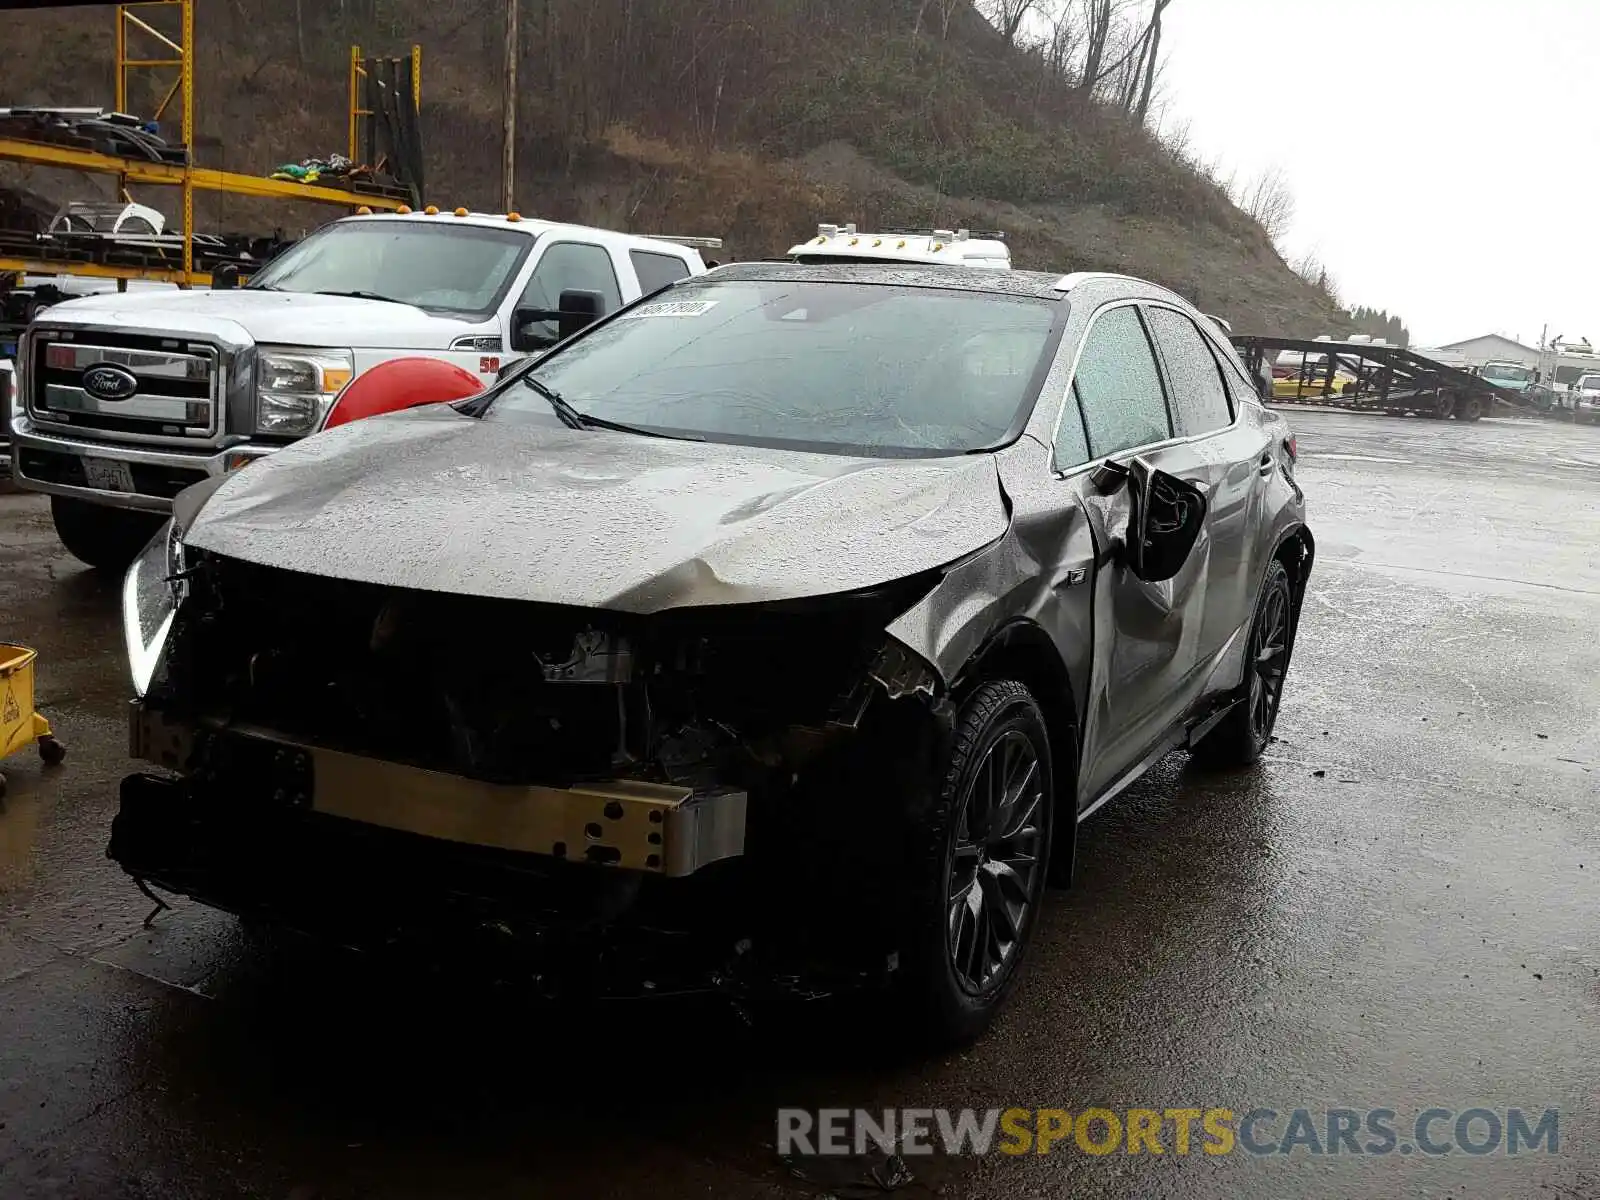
[620,299,719,320]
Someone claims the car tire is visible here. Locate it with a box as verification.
[899,680,1054,1047]
[50,496,164,571]
[1191,559,1295,770]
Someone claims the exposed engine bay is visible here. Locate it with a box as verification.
[115,548,952,995]
[154,551,943,786]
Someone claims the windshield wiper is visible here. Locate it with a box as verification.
[522,375,584,430]
[519,375,696,440]
[312,289,410,305]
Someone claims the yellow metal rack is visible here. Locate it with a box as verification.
[0,0,421,287]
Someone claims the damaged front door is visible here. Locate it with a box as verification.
[1076,461,1211,801]
[1065,303,1215,803]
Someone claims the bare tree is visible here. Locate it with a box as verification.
[1132,0,1171,121]
[1237,165,1297,244]
[1077,0,1114,94]
[978,0,1040,46]
[1037,1,1080,79]
[1293,249,1340,303]
[1062,0,1174,119]
[913,0,965,39]
[938,0,963,38]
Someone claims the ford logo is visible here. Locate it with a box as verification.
[82,363,140,402]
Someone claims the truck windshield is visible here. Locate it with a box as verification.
[482,278,1059,457]
[247,221,532,318]
[1482,363,1532,383]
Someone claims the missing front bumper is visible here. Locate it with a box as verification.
[129,703,746,877]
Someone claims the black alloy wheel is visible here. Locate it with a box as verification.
[1192,558,1295,768]
[946,728,1047,997]
[1246,569,1292,747]
[899,680,1055,1046]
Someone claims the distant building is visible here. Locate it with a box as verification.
[1429,334,1541,368]
[1428,332,1600,395]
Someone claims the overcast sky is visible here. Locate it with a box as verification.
[1154,0,1600,347]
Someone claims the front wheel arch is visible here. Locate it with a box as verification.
[950,618,1079,886]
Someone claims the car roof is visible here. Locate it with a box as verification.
[702,261,1070,298]
[702,262,1200,312]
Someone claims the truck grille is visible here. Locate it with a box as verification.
[29,334,219,441]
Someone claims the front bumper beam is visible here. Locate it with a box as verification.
[129,703,747,878]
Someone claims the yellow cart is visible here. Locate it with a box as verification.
[0,643,66,800]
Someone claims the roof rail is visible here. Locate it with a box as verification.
[1050,271,1142,292]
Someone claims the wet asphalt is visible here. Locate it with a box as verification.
[0,409,1597,1199]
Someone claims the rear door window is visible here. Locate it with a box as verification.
[1072,305,1173,458]
[1145,306,1234,436]
[629,250,692,296]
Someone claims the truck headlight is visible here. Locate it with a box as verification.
[123,519,184,697]
[254,347,354,435]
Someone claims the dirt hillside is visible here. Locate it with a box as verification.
[3,0,1345,335]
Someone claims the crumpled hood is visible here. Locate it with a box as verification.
[182,407,1010,612]
[48,289,479,349]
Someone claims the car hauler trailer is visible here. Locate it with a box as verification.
[1232,335,1527,422]
[0,0,422,314]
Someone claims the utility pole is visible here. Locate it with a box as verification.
[501,0,518,213]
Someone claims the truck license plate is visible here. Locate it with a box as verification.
[81,457,135,493]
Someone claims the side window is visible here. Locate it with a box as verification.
[629,250,691,296]
[516,242,623,347]
[1145,307,1234,436]
[1052,386,1091,472]
[1218,351,1263,408]
[1072,305,1172,458]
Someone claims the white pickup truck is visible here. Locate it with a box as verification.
[9,210,715,566]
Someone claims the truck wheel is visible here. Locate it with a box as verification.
[50,497,164,571]
[1192,560,1295,769]
[1433,392,1457,419]
[900,680,1054,1046]
[1455,395,1485,422]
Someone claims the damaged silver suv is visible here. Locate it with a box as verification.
[113,264,1312,1044]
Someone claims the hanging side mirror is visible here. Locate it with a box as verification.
[1127,458,1208,583]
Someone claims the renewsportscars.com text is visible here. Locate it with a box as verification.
[777,1106,1560,1158]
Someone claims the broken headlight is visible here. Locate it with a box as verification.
[122,519,184,697]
